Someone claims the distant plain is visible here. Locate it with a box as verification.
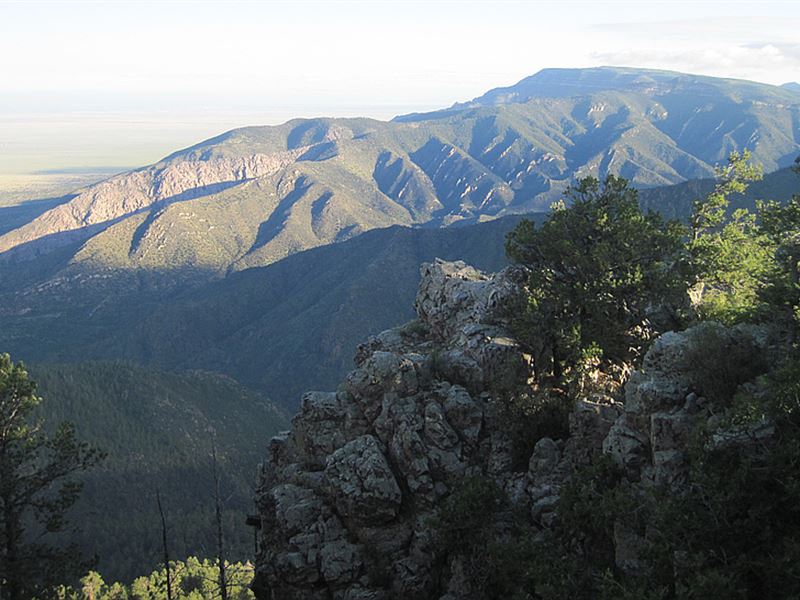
[0,105,436,204]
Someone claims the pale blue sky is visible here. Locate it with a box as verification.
[1,0,799,177]
[2,0,799,111]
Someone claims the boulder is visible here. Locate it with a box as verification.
[324,435,403,525]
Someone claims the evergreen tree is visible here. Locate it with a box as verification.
[505,175,687,382]
[688,150,773,323]
[757,157,800,339]
[0,354,104,600]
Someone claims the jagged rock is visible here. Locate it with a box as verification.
[603,421,649,475]
[334,587,389,600]
[529,437,560,478]
[269,484,324,536]
[606,322,770,488]
[414,261,491,341]
[566,398,623,466]
[291,392,349,468]
[487,431,514,476]
[710,420,777,452]
[324,435,403,525]
[320,540,364,584]
[254,260,532,599]
[253,261,775,599]
[650,412,692,486]
[345,352,426,422]
[424,400,460,450]
[443,385,484,448]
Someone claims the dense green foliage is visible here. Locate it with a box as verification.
[27,362,288,583]
[506,175,687,382]
[0,355,103,600]
[685,153,800,332]
[757,161,800,338]
[687,151,774,323]
[57,558,254,600]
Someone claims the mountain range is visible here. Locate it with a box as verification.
[1,65,799,581]
[1,165,796,410]
[1,67,798,280]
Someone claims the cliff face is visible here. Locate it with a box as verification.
[252,260,770,600]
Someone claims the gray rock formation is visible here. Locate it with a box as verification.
[253,260,533,599]
[252,261,772,599]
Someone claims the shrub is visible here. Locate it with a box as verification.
[495,389,571,471]
[681,323,768,404]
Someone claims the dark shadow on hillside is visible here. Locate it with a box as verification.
[247,176,313,254]
[0,194,76,236]
[298,141,339,161]
[128,179,247,256]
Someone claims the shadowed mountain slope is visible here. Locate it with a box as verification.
[1,216,529,406]
[29,362,288,582]
[2,163,798,409]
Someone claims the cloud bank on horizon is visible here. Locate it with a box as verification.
[1,0,798,180]
[1,0,798,116]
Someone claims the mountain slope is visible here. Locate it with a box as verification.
[1,67,798,279]
[30,362,288,582]
[1,216,528,406]
[639,164,800,219]
[1,165,796,409]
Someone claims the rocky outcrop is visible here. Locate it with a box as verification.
[253,260,534,599]
[252,261,773,599]
[604,321,772,487]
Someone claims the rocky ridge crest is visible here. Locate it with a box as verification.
[253,259,770,599]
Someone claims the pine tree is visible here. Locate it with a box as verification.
[0,354,104,600]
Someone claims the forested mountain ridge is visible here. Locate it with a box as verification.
[28,362,288,582]
[1,67,798,279]
[1,216,527,407]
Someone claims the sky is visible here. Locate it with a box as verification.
[1,0,799,178]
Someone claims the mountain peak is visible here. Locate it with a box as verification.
[451,65,800,109]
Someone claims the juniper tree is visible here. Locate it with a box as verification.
[688,150,772,323]
[505,174,687,383]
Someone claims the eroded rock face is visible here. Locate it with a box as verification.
[253,260,534,599]
[325,435,402,524]
[252,262,772,599]
[601,322,774,572]
[604,321,770,487]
